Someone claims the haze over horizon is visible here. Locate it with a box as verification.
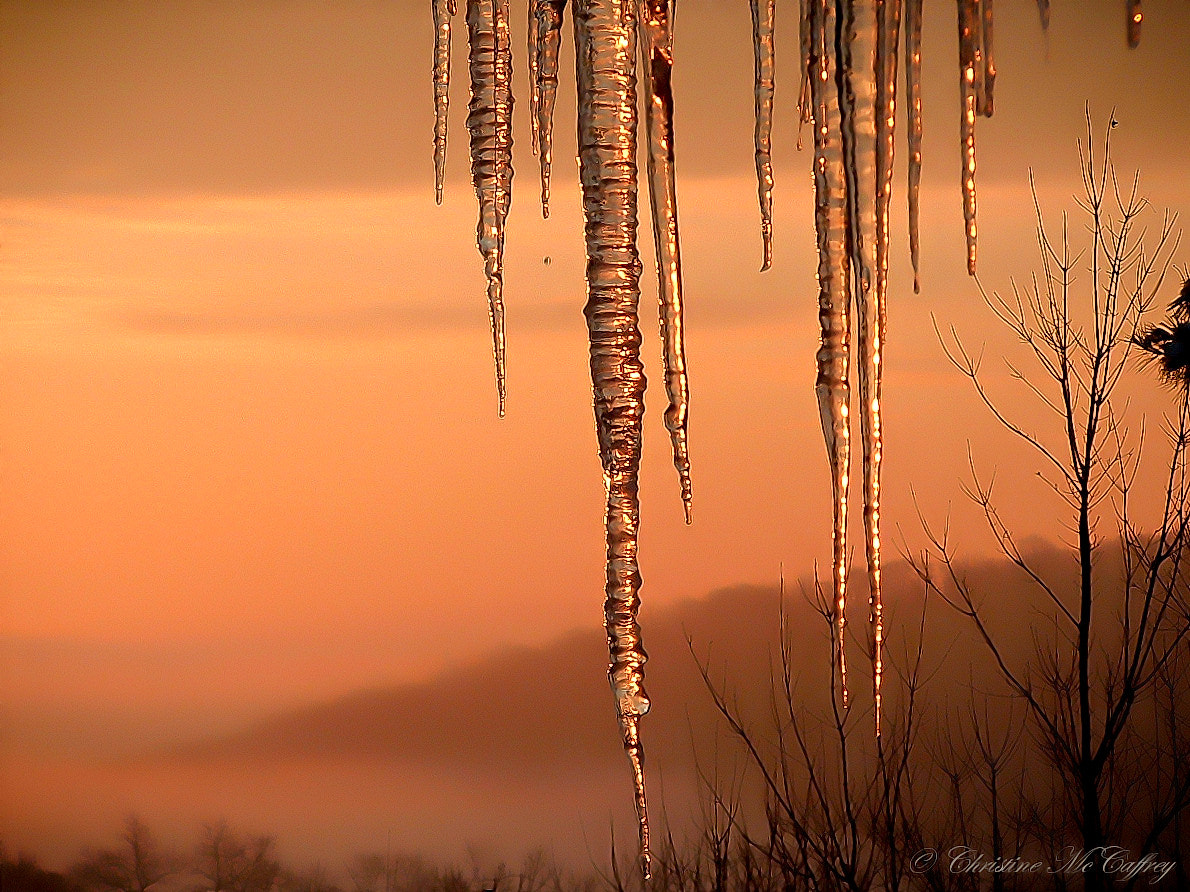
[4,0,1190,876]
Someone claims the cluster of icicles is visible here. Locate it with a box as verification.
[430,0,1144,878]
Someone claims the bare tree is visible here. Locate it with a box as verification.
[195,822,281,892]
[912,115,1189,892]
[72,817,176,892]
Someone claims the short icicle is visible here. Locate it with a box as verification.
[905,0,922,292]
[1036,0,1050,30]
[808,0,851,709]
[869,0,901,738]
[533,0,568,216]
[980,0,995,116]
[638,0,693,522]
[957,0,979,276]
[466,0,515,415]
[1127,0,1142,47]
[574,0,652,877]
[433,0,457,204]
[750,0,776,271]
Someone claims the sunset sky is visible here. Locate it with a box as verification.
[4,0,1190,871]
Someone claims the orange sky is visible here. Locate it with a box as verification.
[4,0,1190,868]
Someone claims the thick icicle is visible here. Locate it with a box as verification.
[957,0,979,276]
[1127,0,1142,47]
[1036,0,1050,30]
[808,0,851,708]
[574,0,651,877]
[869,0,901,738]
[466,0,515,415]
[981,0,995,116]
[905,0,922,292]
[638,0,693,523]
[433,0,457,204]
[750,0,776,271]
[533,1,567,216]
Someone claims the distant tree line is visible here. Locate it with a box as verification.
[2,817,602,892]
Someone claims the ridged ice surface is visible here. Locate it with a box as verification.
[433,0,456,204]
[466,0,514,416]
[750,0,775,271]
[531,1,567,216]
[574,0,652,876]
[808,0,852,707]
[638,0,692,523]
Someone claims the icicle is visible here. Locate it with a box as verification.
[466,0,514,415]
[574,0,651,877]
[1127,0,1142,48]
[869,0,900,739]
[808,0,851,709]
[528,1,542,154]
[957,0,979,276]
[533,1,567,216]
[638,0,693,523]
[981,0,995,116]
[750,0,776,271]
[905,0,922,293]
[433,0,457,205]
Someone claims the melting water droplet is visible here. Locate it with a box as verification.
[750,0,775,272]
[466,0,515,416]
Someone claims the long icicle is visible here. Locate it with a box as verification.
[574,0,651,877]
[809,0,851,709]
[466,0,514,415]
[750,0,776,271]
[957,0,979,276]
[638,0,693,523]
[534,0,568,216]
[870,0,901,738]
[433,0,457,204]
[905,0,922,292]
[836,0,880,713]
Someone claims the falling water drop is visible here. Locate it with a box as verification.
[574,0,652,876]
[433,0,457,205]
[957,0,979,275]
[750,0,776,272]
[532,1,568,217]
[466,0,515,415]
[638,0,693,523]
[1127,0,1142,47]
[905,0,922,292]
